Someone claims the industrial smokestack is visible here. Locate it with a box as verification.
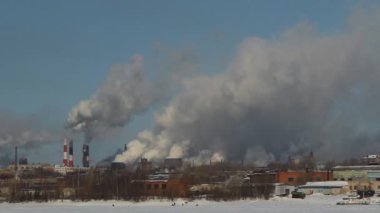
[14,145,18,171]
[124,144,127,152]
[82,144,89,167]
[63,137,68,167]
[69,140,74,167]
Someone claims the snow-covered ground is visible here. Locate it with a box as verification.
[1,195,379,213]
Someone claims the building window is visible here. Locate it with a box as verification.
[288,177,294,182]
[348,178,352,181]
[377,186,380,189]
[333,178,337,181]
[154,184,159,190]
[376,178,380,181]
[340,178,345,181]
[316,177,322,181]
[147,184,152,190]
[349,186,352,190]
[162,184,167,190]
[354,186,357,190]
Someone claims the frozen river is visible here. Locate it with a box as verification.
[1,195,379,213]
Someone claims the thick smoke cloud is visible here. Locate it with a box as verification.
[115,10,380,165]
[0,111,56,166]
[66,55,161,143]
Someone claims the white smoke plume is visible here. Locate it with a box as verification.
[115,9,380,165]
[66,55,161,143]
[0,111,57,165]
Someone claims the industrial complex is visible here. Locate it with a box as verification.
[0,138,380,202]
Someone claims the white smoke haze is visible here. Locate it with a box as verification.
[114,9,380,165]
[0,112,57,165]
[66,55,162,143]
[168,141,189,158]
[153,43,200,85]
[244,146,275,167]
[0,130,54,148]
[66,49,199,144]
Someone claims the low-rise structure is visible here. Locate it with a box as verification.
[54,165,90,176]
[362,154,380,165]
[332,165,380,192]
[297,181,349,195]
[277,171,332,186]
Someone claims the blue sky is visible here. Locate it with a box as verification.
[0,0,375,164]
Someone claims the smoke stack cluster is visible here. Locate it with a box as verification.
[69,140,74,167]
[82,144,89,167]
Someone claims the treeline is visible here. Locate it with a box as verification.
[4,163,276,202]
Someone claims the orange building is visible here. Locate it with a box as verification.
[277,171,332,186]
[143,180,168,197]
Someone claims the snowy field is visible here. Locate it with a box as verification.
[1,195,379,213]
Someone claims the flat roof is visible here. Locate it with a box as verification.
[333,165,380,171]
[299,181,348,189]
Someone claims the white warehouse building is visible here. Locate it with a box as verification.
[297,181,349,195]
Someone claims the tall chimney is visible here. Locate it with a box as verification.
[63,137,68,167]
[124,144,127,152]
[69,140,74,167]
[82,144,89,167]
[14,145,18,171]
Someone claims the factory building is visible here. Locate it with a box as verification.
[277,171,332,186]
[332,165,380,192]
[242,169,332,197]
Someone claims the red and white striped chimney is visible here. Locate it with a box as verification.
[63,137,68,167]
